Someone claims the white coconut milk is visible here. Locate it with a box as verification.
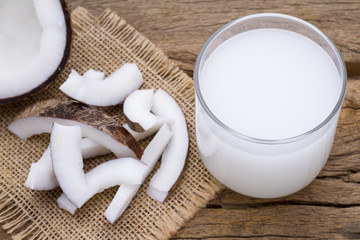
[196,28,342,198]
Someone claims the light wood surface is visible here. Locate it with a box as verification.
[1,1,360,239]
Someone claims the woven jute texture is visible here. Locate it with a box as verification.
[0,7,224,240]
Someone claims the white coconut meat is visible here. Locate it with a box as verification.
[85,157,147,193]
[80,137,111,159]
[24,147,56,191]
[8,99,143,159]
[57,193,77,215]
[105,123,173,223]
[59,63,143,106]
[10,117,140,158]
[60,123,173,216]
[51,123,93,208]
[123,123,170,142]
[51,123,147,208]
[104,185,140,223]
[57,157,149,213]
[0,0,69,102]
[124,89,170,132]
[25,138,110,191]
[147,89,189,202]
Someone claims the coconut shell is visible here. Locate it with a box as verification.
[14,98,143,159]
[125,115,146,133]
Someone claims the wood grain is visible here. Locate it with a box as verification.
[67,0,360,76]
[172,206,360,239]
[1,1,360,239]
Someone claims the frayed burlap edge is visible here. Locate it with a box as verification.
[0,7,224,240]
[0,191,44,240]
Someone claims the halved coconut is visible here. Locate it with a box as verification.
[8,99,143,159]
[0,0,71,103]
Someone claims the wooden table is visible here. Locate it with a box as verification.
[1,1,359,239]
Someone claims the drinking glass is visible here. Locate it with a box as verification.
[194,13,347,198]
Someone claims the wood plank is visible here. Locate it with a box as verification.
[1,1,359,240]
[69,0,360,76]
[0,228,9,240]
[320,77,360,178]
[216,178,360,207]
[343,77,360,108]
[172,206,360,239]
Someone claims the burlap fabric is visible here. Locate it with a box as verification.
[0,7,224,240]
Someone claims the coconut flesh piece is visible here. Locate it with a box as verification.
[59,63,143,106]
[24,147,55,191]
[57,156,150,213]
[8,99,143,159]
[59,123,173,216]
[57,158,148,214]
[51,123,147,208]
[124,89,170,132]
[146,89,189,202]
[105,123,173,223]
[123,123,169,142]
[51,123,93,207]
[57,193,77,215]
[80,137,111,159]
[25,138,111,191]
[0,0,71,103]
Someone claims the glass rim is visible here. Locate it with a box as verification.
[194,13,347,145]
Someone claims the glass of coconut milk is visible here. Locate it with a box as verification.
[194,13,347,198]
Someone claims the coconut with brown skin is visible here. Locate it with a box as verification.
[8,98,143,159]
[0,0,72,103]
